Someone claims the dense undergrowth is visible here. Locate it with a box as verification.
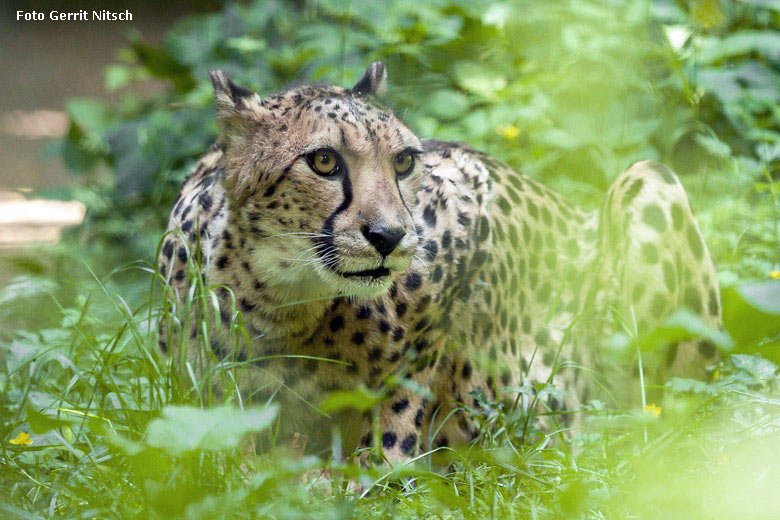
[2,0,780,518]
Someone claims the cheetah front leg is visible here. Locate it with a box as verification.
[356,383,431,466]
[597,160,722,383]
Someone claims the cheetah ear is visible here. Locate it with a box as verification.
[351,61,387,97]
[209,70,265,135]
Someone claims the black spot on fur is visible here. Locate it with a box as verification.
[382,431,397,448]
[632,283,645,302]
[651,293,667,319]
[405,271,423,290]
[162,241,174,260]
[708,288,720,317]
[441,231,452,249]
[642,205,666,233]
[400,434,417,454]
[650,161,677,184]
[541,206,552,226]
[641,242,659,264]
[671,203,684,231]
[497,196,511,215]
[478,216,490,242]
[424,240,438,261]
[622,179,644,208]
[662,260,676,292]
[376,320,391,334]
[369,347,383,362]
[699,340,716,358]
[423,205,437,227]
[686,226,704,259]
[684,286,702,314]
[329,316,344,332]
[535,327,550,347]
[391,398,409,413]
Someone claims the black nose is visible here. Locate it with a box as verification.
[362,225,406,257]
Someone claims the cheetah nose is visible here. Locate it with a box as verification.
[362,225,406,257]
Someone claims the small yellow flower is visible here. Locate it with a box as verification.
[497,124,519,140]
[713,370,720,381]
[642,403,661,419]
[770,270,780,279]
[9,432,33,446]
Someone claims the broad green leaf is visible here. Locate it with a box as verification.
[65,99,111,133]
[699,30,780,64]
[631,309,733,354]
[426,90,469,121]
[454,62,507,100]
[482,3,511,28]
[104,65,132,92]
[26,404,74,434]
[722,281,780,359]
[144,405,277,455]
[319,386,384,413]
[731,353,779,381]
[225,36,266,54]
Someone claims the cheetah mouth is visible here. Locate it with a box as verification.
[338,266,391,279]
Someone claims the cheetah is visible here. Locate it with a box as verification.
[158,62,721,462]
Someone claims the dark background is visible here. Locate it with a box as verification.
[0,0,221,190]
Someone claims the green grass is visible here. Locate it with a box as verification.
[1,165,780,520]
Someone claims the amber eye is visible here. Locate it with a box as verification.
[393,150,415,177]
[306,148,340,176]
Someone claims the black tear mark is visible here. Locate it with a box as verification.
[316,164,353,270]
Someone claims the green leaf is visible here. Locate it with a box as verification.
[699,30,780,64]
[426,90,469,120]
[482,3,511,28]
[104,65,132,92]
[131,40,195,93]
[65,99,111,133]
[319,386,384,413]
[631,309,733,354]
[666,377,718,395]
[225,36,266,54]
[453,62,507,100]
[26,404,74,434]
[144,405,278,455]
[731,353,778,381]
[722,281,780,357]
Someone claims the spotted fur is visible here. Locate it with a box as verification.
[158,63,721,461]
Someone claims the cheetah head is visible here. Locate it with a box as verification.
[210,63,422,298]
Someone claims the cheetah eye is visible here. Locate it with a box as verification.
[393,150,416,178]
[306,148,340,177]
